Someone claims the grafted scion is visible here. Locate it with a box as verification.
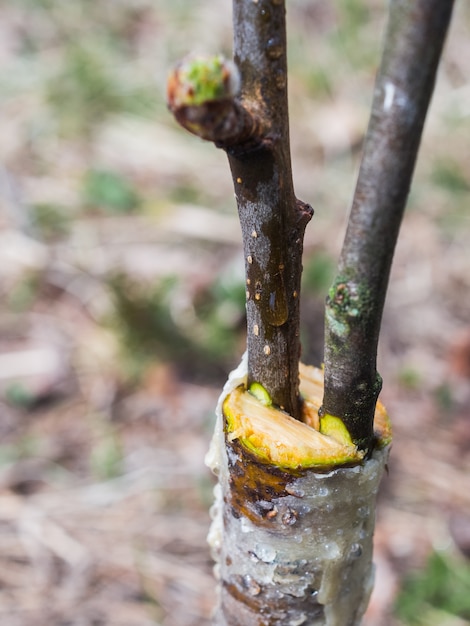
[322,0,454,451]
[168,7,312,417]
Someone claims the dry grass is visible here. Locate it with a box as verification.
[0,1,469,624]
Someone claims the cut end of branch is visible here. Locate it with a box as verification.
[224,364,391,470]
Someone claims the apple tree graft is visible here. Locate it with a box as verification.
[167,0,454,623]
[168,4,312,422]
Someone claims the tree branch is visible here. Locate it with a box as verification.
[322,0,455,451]
[228,0,313,420]
[167,1,312,420]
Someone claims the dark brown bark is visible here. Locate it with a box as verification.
[322,0,455,452]
[168,84,263,146]
[227,0,313,420]
[224,0,314,420]
[168,0,312,420]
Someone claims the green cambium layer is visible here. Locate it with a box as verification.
[223,365,392,470]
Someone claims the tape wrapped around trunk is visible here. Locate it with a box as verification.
[206,355,390,626]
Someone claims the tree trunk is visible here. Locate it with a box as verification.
[206,357,389,626]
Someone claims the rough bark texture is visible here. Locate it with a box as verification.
[227,0,312,419]
[322,0,455,452]
[167,0,312,420]
[206,357,389,626]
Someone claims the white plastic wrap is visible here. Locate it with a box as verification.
[206,356,389,626]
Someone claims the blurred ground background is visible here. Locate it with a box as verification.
[0,1,469,625]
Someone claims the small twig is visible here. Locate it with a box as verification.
[322,0,455,451]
